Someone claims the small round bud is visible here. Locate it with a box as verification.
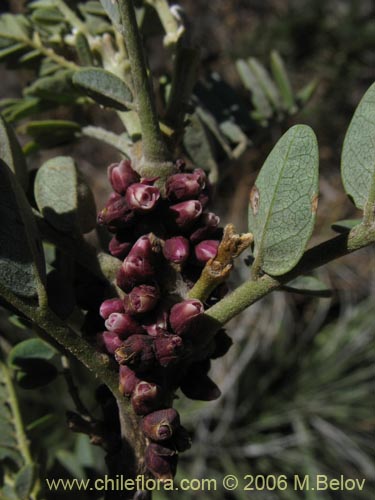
[109,234,133,258]
[142,309,169,337]
[190,212,220,243]
[119,235,157,288]
[145,443,177,480]
[115,335,155,371]
[123,284,160,315]
[141,409,180,441]
[99,298,124,319]
[169,299,204,336]
[108,160,140,194]
[194,240,220,263]
[169,200,202,228]
[166,169,206,201]
[153,334,184,367]
[97,196,134,229]
[119,365,140,396]
[105,313,145,337]
[125,183,160,212]
[131,381,164,415]
[163,237,190,264]
[98,331,123,355]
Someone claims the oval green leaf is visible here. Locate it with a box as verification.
[0,159,46,297]
[73,68,133,111]
[34,156,96,234]
[341,82,375,210]
[9,339,57,367]
[0,115,28,189]
[282,276,332,298]
[248,124,319,276]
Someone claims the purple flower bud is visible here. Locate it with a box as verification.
[105,313,145,337]
[166,169,206,201]
[131,381,164,415]
[98,331,123,355]
[169,200,202,228]
[109,234,133,258]
[141,409,180,441]
[119,365,140,396]
[145,443,177,480]
[125,183,160,212]
[169,299,204,336]
[163,237,190,264]
[153,334,184,367]
[181,370,221,401]
[123,284,160,315]
[190,212,220,243]
[119,235,157,289]
[210,329,232,359]
[142,310,169,337]
[194,240,220,263]
[97,196,134,230]
[99,298,124,319]
[108,160,140,194]
[115,335,155,371]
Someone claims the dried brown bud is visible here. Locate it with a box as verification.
[114,335,155,371]
[131,381,164,415]
[141,409,180,441]
[145,443,177,480]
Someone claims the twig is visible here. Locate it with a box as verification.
[204,221,375,329]
[188,224,253,302]
[117,0,169,165]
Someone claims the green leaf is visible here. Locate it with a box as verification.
[34,156,97,234]
[0,115,28,190]
[24,70,79,104]
[331,219,361,234]
[0,361,23,468]
[99,0,122,31]
[183,113,219,184]
[247,57,281,111]
[73,67,133,111]
[297,78,318,105]
[270,50,296,111]
[0,160,46,298]
[341,82,375,210]
[9,339,58,390]
[14,465,36,499]
[0,43,27,63]
[0,14,31,43]
[236,59,273,120]
[9,339,57,366]
[75,32,94,66]
[282,276,332,298]
[248,125,319,275]
[21,120,81,148]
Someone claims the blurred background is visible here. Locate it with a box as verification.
[0,0,374,498]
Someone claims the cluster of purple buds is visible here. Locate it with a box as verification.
[96,159,233,480]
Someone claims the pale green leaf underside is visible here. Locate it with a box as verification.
[34,156,96,234]
[249,124,319,275]
[73,67,133,111]
[341,82,375,209]
[0,160,45,297]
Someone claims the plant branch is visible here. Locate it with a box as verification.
[188,224,253,302]
[204,221,375,327]
[117,0,169,164]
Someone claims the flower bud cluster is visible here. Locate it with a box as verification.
[96,159,232,480]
